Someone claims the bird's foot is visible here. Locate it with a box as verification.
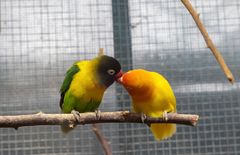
[95,109,101,120]
[71,110,81,123]
[140,112,147,123]
[163,110,168,121]
[140,113,151,126]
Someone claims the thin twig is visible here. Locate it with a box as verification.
[0,111,199,129]
[98,48,104,56]
[92,124,112,155]
[181,0,235,84]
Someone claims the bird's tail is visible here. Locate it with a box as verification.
[150,123,176,141]
[60,123,76,134]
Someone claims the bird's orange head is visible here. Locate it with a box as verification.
[117,69,152,99]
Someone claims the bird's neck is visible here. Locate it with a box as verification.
[128,88,153,102]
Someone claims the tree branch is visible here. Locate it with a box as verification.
[181,0,235,84]
[0,111,199,129]
[92,124,112,155]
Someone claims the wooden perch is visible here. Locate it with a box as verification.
[0,111,199,129]
[181,0,235,83]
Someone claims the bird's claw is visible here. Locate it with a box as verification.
[71,110,81,123]
[141,112,147,123]
[95,109,101,120]
[163,111,168,121]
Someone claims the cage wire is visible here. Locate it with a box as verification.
[0,0,240,155]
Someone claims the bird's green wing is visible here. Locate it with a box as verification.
[60,64,80,108]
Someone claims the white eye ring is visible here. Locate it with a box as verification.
[107,69,116,75]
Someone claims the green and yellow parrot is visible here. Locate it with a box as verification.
[118,69,176,141]
[60,55,122,132]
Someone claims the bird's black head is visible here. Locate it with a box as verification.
[97,55,122,87]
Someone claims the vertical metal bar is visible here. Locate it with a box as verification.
[112,0,132,71]
[112,0,133,154]
[112,0,132,107]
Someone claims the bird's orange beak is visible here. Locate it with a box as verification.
[117,76,123,84]
[116,71,137,91]
[116,71,132,85]
[116,70,141,86]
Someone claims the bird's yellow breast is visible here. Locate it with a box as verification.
[131,72,176,117]
[69,61,106,102]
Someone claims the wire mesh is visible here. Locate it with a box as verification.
[0,0,240,155]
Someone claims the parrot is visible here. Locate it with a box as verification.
[60,55,122,133]
[117,69,176,141]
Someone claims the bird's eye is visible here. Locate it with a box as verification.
[107,69,116,75]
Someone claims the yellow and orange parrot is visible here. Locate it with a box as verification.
[118,69,176,141]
